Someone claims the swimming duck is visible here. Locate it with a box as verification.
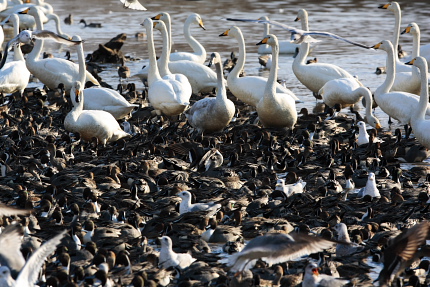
[184,52,235,134]
[255,34,297,129]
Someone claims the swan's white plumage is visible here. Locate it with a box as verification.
[256,34,297,128]
[21,6,99,92]
[83,87,138,120]
[219,26,300,106]
[373,40,430,125]
[185,52,235,133]
[402,22,430,70]
[144,18,191,116]
[409,57,430,149]
[319,77,381,129]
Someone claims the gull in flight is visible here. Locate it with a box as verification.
[225,18,373,49]
[120,0,146,10]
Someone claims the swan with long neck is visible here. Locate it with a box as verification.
[22,6,99,92]
[373,40,430,127]
[152,18,218,95]
[184,52,235,133]
[402,22,430,70]
[0,14,30,96]
[219,26,300,106]
[319,77,382,129]
[143,17,191,116]
[409,56,430,149]
[64,36,130,145]
[257,16,299,54]
[255,34,297,129]
[292,9,354,98]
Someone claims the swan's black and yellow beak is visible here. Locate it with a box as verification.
[219,29,229,37]
[294,16,300,22]
[151,14,162,20]
[18,7,30,14]
[405,58,416,65]
[401,26,411,35]
[378,3,390,9]
[371,42,382,49]
[256,37,269,46]
[376,123,382,130]
[199,20,206,31]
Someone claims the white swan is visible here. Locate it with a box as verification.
[319,77,381,129]
[159,12,207,64]
[143,17,191,116]
[373,40,430,127]
[184,52,235,133]
[409,56,430,149]
[257,16,298,54]
[63,30,138,120]
[0,25,3,51]
[120,0,146,10]
[219,26,300,106]
[0,0,54,30]
[151,18,218,95]
[255,34,297,129]
[20,6,99,92]
[402,22,430,70]
[65,74,130,144]
[0,14,30,95]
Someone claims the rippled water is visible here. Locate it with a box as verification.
[4,0,430,132]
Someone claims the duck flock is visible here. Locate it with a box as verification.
[1,0,430,286]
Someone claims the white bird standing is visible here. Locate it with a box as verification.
[64,37,130,145]
[408,57,430,149]
[159,236,196,270]
[358,172,380,198]
[402,22,430,69]
[275,178,306,197]
[219,26,300,106]
[372,40,430,131]
[142,17,191,116]
[255,34,297,129]
[356,121,370,146]
[10,6,99,92]
[177,190,221,215]
[184,52,235,134]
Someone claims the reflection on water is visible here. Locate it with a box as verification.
[4,0,430,133]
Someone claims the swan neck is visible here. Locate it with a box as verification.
[145,22,162,86]
[412,31,420,58]
[415,62,429,121]
[302,13,309,31]
[76,42,86,85]
[229,30,246,79]
[183,17,204,55]
[215,59,227,102]
[263,22,269,35]
[375,44,396,97]
[392,7,401,60]
[363,89,374,118]
[265,42,279,98]
[158,23,171,76]
[294,42,309,65]
[28,8,44,62]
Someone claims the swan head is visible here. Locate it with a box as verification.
[405,56,428,71]
[371,40,392,52]
[208,52,222,66]
[401,22,419,35]
[151,12,170,23]
[295,9,308,22]
[71,81,83,104]
[256,34,277,47]
[219,26,240,38]
[153,19,166,32]
[366,116,382,130]
[188,13,205,30]
[140,17,153,29]
[378,2,400,13]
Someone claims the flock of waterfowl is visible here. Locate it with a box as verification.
[1,0,430,286]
